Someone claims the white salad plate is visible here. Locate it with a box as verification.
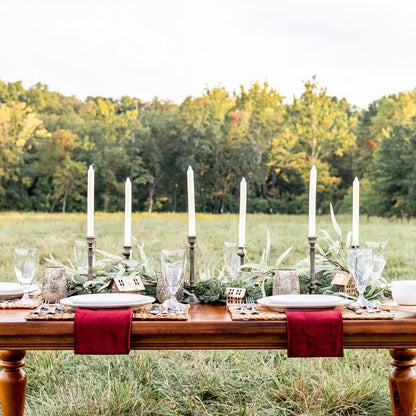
[60,293,155,309]
[257,294,351,310]
[0,283,38,299]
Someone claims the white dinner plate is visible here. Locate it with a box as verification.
[60,293,155,309]
[257,294,351,310]
[0,283,38,299]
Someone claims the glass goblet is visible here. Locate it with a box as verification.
[223,241,239,278]
[348,248,374,307]
[365,241,387,283]
[161,249,186,310]
[14,248,39,306]
[371,257,387,283]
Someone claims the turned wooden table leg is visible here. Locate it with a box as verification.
[0,350,27,416]
[390,349,416,416]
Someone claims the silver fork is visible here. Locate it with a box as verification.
[33,299,48,315]
[237,299,246,314]
[363,298,375,313]
[247,297,259,314]
[47,300,62,314]
[372,300,382,313]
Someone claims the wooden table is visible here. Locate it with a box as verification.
[1,304,416,416]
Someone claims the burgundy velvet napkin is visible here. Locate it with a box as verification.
[74,308,133,355]
[285,309,343,358]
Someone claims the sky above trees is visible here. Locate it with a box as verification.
[1,0,415,109]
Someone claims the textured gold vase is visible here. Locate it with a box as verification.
[42,267,68,302]
[272,269,300,295]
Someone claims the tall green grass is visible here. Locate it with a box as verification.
[0,212,414,415]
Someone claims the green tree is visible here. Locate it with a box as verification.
[269,78,357,212]
[0,101,47,205]
[129,98,180,212]
[82,97,136,212]
[177,87,238,213]
[370,124,416,216]
[52,157,86,212]
[33,129,85,211]
[233,82,285,211]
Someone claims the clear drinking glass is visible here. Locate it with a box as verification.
[14,248,39,306]
[74,240,90,270]
[364,240,388,257]
[365,241,387,283]
[223,241,239,278]
[161,249,186,309]
[348,248,374,307]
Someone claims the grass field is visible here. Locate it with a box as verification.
[1,212,415,416]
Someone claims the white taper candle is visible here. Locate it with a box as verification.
[87,165,94,237]
[238,177,247,247]
[352,177,360,247]
[124,178,132,247]
[308,165,317,237]
[187,166,196,236]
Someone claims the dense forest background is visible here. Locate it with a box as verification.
[0,78,415,216]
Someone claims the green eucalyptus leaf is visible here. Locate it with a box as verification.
[330,203,342,237]
[346,231,352,248]
[95,249,123,261]
[275,245,292,268]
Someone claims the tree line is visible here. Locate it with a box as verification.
[0,78,415,216]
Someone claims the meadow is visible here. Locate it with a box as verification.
[0,212,415,416]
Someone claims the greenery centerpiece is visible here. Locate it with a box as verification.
[45,243,158,297]
[45,232,294,303]
[45,207,390,303]
[194,230,293,302]
[294,204,390,300]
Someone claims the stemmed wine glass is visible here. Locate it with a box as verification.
[348,248,374,307]
[161,249,186,310]
[14,248,39,306]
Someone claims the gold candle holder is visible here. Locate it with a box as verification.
[183,235,200,304]
[86,236,96,280]
[308,236,317,294]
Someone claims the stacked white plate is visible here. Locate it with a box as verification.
[257,294,351,311]
[60,293,155,309]
[0,282,38,300]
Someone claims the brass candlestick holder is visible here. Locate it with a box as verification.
[86,236,96,280]
[308,236,317,294]
[183,235,200,304]
[237,246,245,266]
[122,245,132,260]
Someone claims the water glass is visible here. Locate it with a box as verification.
[74,240,90,270]
[365,241,387,283]
[348,248,374,307]
[161,249,186,308]
[223,241,239,277]
[14,248,39,306]
[364,241,388,257]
